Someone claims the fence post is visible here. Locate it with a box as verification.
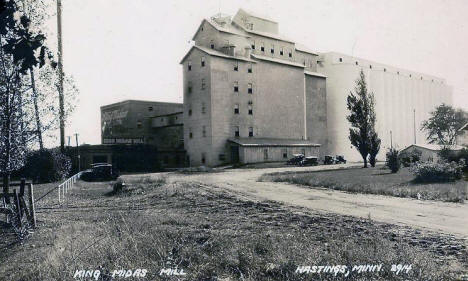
[28,183,36,228]
[19,179,25,197]
[58,185,61,203]
[14,189,22,228]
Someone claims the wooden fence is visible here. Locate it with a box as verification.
[0,179,36,229]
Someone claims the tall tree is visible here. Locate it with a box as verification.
[346,70,380,168]
[421,104,467,145]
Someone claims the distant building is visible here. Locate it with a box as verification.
[400,144,464,162]
[456,123,468,146]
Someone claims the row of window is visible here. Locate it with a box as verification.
[339,58,439,82]
[187,81,254,94]
[189,126,255,138]
[187,102,254,116]
[252,42,293,58]
[187,58,253,73]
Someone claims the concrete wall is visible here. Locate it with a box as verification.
[305,75,328,156]
[318,52,453,161]
[183,48,213,166]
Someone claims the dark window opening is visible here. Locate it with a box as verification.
[355,61,358,65]
[369,65,372,69]
[339,58,343,62]
[201,153,206,164]
[188,109,192,116]
[251,44,255,50]
[271,48,274,54]
[263,149,268,160]
[248,127,253,137]
[261,46,265,52]
[282,149,287,159]
[148,106,153,111]
[188,61,192,71]
[280,49,284,56]
[234,126,240,137]
[234,105,239,114]
[289,52,292,58]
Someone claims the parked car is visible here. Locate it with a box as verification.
[287,154,305,165]
[335,155,347,164]
[300,156,319,166]
[324,155,334,165]
[80,163,119,181]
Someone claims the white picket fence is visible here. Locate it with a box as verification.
[58,172,82,203]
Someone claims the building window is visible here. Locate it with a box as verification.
[202,125,206,137]
[355,61,359,65]
[233,61,238,71]
[421,76,423,80]
[282,149,287,159]
[301,148,305,155]
[233,81,239,92]
[397,71,400,75]
[201,78,206,90]
[270,44,274,54]
[247,64,252,73]
[384,68,386,72]
[251,41,255,50]
[339,58,343,62]
[188,60,192,71]
[248,104,253,115]
[201,153,206,164]
[137,120,142,129]
[288,50,292,58]
[263,148,268,160]
[201,102,206,114]
[369,65,372,69]
[188,81,192,94]
[234,126,240,137]
[188,106,192,116]
[303,60,306,66]
[234,104,239,114]
[148,106,153,111]
[210,40,214,49]
[248,127,253,137]
[409,74,412,78]
[261,42,265,52]
[280,47,284,56]
[248,83,253,94]
[189,128,193,139]
[201,56,205,67]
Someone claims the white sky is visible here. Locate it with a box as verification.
[44,0,468,145]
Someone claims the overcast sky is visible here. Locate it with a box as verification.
[44,0,468,145]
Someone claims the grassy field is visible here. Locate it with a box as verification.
[0,176,467,280]
[259,167,468,203]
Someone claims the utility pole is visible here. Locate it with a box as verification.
[74,133,80,171]
[390,130,393,149]
[413,109,417,144]
[57,0,65,152]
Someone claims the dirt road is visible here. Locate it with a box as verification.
[134,164,468,239]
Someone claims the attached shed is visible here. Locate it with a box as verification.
[400,144,465,162]
[228,138,321,164]
[456,122,468,147]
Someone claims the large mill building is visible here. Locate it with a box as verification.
[179,9,452,166]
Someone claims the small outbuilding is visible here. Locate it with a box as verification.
[400,144,465,162]
[456,122,468,146]
[227,138,321,164]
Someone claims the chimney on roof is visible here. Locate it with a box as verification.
[244,46,251,58]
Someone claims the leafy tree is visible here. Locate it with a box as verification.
[369,130,381,167]
[421,104,466,145]
[347,70,380,168]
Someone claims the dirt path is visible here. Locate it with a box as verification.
[131,164,468,240]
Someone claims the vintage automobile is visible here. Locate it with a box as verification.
[324,155,335,165]
[80,163,119,181]
[335,155,347,164]
[300,156,319,166]
[287,154,305,165]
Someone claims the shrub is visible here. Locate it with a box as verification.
[23,149,72,183]
[410,160,465,183]
[386,148,400,173]
[399,150,422,167]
